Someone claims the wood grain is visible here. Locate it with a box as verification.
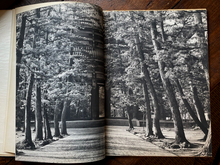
[1,0,220,164]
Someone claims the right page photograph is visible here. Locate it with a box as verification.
[104,10,211,157]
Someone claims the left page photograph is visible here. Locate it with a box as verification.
[15,2,105,163]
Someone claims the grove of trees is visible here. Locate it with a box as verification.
[16,3,104,148]
[104,10,211,151]
[16,3,211,155]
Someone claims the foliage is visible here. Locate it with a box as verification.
[16,3,104,128]
[105,10,209,121]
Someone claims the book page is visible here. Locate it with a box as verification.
[0,10,15,156]
[15,2,105,163]
[4,9,16,154]
[104,10,211,157]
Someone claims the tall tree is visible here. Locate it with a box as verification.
[191,85,209,128]
[126,105,134,130]
[142,81,153,136]
[53,68,62,137]
[163,11,209,133]
[41,25,52,140]
[43,101,52,139]
[33,8,43,141]
[35,84,43,140]
[127,11,164,138]
[60,98,70,135]
[54,100,61,137]
[150,15,189,145]
[134,35,164,138]
[16,3,104,144]
[158,13,208,135]
[187,63,209,130]
[16,14,27,132]
[23,73,35,148]
[173,74,208,135]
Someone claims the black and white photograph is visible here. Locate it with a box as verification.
[104,10,211,157]
[15,2,105,163]
[15,2,211,163]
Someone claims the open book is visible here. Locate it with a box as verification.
[0,1,211,163]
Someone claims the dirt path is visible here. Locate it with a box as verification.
[17,126,203,163]
[106,126,205,157]
[106,126,176,156]
[16,127,105,163]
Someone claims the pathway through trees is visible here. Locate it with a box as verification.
[16,127,105,163]
[17,126,206,163]
[106,126,175,156]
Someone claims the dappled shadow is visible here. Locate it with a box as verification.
[126,127,206,156]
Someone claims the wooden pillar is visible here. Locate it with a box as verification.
[91,73,99,119]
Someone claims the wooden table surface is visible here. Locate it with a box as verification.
[1,0,220,164]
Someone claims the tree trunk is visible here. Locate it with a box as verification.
[54,100,60,137]
[126,105,134,130]
[35,83,43,141]
[21,76,28,132]
[193,12,209,129]
[187,56,208,128]
[16,14,26,92]
[159,13,166,42]
[24,73,35,148]
[191,85,209,128]
[159,62,188,144]
[16,15,26,133]
[198,123,212,156]
[166,61,208,135]
[174,79,208,135]
[60,26,73,134]
[157,17,166,121]
[61,99,70,135]
[150,18,188,144]
[174,14,208,135]
[135,35,164,138]
[43,104,52,139]
[33,8,42,141]
[142,81,153,136]
[158,95,166,120]
[194,12,209,88]
[54,68,62,137]
[43,117,46,140]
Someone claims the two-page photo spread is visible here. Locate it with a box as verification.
[11,2,211,163]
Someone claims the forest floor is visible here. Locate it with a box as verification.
[106,126,176,156]
[106,126,206,157]
[125,126,206,156]
[16,126,206,163]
